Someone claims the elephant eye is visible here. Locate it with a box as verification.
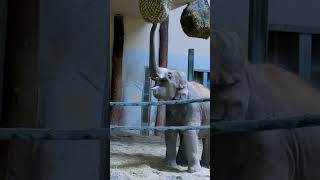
[168,72,173,80]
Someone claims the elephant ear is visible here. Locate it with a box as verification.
[173,71,188,99]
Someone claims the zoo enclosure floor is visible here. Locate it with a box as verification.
[110,130,210,180]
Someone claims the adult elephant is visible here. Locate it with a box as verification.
[212,29,320,180]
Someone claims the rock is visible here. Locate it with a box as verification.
[180,0,210,39]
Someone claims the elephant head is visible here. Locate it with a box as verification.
[212,29,250,121]
[149,24,188,100]
[212,29,248,86]
[151,68,188,100]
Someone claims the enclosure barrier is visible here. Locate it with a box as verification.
[0,98,320,140]
[110,98,210,106]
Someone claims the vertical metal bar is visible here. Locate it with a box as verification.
[0,1,7,177]
[203,72,208,88]
[104,0,112,180]
[299,33,312,80]
[141,67,151,136]
[210,0,214,169]
[0,0,7,123]
[248,0,269,64]
[102,0,110,179]
[188,49,194,81]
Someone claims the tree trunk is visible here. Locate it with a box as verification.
[155,17,169,136]
[111,15,124,125]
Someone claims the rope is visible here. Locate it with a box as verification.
[111,125,210,131]
[109,98,210,106]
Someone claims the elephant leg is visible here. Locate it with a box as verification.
[182,130,201,173]
[200,137,210,168]
[176,131,188,166]
[165,130,178,168]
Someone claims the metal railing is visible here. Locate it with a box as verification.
[0,98,320,140]
[109,98,210,106]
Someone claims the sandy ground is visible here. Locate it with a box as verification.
[110,130,210,180]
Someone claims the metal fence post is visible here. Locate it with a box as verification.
[248,0,269,64]
[0,0,7,177]
[188,49,194,81]
[299,33,312,80]
[0,0,7,124]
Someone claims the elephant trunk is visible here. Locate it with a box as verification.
[149,23,160,80]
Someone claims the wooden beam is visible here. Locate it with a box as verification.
[248,0,269,63]
[159,17,169,68]
[299,33,312,80]
[111,15,124,125]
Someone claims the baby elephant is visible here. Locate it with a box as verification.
[150,67,210,173]
[148,23,209,173]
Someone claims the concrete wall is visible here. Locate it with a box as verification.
[110,5,210,127]
[33,0,109,179]
[212,0,250,53]
[269,0,320,27]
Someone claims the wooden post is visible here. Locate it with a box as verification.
[159,17,169,68]
[155,17,169,136]
[188,49,194,81]
[299,33,312,80]
[111,15,124,125]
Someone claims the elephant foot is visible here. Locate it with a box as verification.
[176,154,188,166]
[165,159,177,168]
[188,164,201,173]
[200,159,210,168]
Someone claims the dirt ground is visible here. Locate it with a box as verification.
[110,130,210,180]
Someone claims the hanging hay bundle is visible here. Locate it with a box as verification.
[139,0,172,24]
[180,0,210,39]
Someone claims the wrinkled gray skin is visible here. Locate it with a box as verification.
[149,24,210,173]
[212,29,320,180]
